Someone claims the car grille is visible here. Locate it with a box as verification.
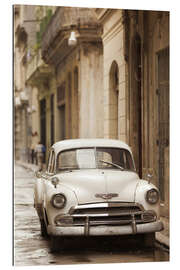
[69,202,149,226]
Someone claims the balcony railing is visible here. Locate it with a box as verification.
[26,49,44,81]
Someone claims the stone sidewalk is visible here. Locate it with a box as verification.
[14,161,169,249]
[156,216,169,248]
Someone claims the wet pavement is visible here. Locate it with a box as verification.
[14,164,169,266]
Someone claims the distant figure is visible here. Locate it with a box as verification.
[31,147,34,164]
[42,144,46,163]
[35,142,44,171]
[30,143,35,164]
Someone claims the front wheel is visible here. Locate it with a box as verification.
[40,218,48,238]
[50,236,65,253]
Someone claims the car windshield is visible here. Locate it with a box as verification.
[57,147,135,171]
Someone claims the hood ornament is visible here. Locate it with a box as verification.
[95,193,118,200]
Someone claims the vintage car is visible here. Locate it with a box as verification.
[34,139,164,251]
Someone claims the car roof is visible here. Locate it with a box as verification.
[52,139,132,155]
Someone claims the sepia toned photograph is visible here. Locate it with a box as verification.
[13,3,169,266]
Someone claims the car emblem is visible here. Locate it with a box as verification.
[95,193,118,200]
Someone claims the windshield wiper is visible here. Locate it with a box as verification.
[99,160,124,170]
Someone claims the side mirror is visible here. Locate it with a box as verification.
[35,171,42,178]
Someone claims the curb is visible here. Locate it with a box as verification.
[156,232,169,250]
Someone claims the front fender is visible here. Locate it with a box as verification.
[135,180,160,218]
[43,182,78,225]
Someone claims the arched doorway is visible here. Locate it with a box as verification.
[40,98,46,147]
[130,33,142,177]
[109,61,119,139]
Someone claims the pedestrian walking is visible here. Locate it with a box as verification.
[35,141,45,171]
[42,144,46,163]
[30,143,35,164]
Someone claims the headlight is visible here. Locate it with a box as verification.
[51,193,66,209]
[145,188,159,204]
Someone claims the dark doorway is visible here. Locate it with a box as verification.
[157,47,169,202]
[59,104,65,140]
[50,94,54,146]
[130,33,142,177]
[57,82,66,141]
[40,98,46,147]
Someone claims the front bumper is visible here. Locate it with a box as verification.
[47,220,164,236]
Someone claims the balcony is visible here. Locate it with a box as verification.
[26,49,53,86]
[41,7,102,65]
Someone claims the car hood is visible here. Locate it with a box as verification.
[56,169,140,204]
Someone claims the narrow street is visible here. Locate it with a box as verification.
[14,164,169,266]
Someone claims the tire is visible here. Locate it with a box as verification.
[40,218,48,238]
[50,236,60,253]
[50,236,66,253]
[143,232,155,248]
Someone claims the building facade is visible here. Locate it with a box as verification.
[124,10,169,218]
[95,9,127,142]
[25,6,56,162]
[93,9,169,218]
[41,7,104,141]
[14,5,36,161]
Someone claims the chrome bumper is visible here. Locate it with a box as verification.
[47,220,164,236]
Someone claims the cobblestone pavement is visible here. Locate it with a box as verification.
[14,164,169,266]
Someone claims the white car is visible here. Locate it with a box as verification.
[34,139,163,251]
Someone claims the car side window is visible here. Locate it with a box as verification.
[47,150,55,174]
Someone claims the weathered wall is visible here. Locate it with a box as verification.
[55,43,104,140]
[101,10,127,142]
[79,44,104,138]
[55,48,80,140]
[127,10,169,217]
